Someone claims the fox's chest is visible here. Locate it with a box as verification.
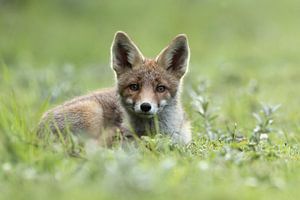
[124,112,182,137]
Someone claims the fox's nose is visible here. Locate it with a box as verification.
[140,103,152,112]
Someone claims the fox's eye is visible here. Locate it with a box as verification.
[156,85,166,93]
[129,84,139,91]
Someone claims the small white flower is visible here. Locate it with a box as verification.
[23,168,37,180]
[2,163,12,172]
[161,158,176,170]
[260,133,268,141]
[198,161,209,171]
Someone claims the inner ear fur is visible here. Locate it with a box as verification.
[156,34,190,79]
[111,31,144,75]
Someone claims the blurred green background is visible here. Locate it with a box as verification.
[1,0,300,200]
[1,0,300,65]
[1,0,300,129]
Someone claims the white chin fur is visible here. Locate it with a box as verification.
[159,99,167,107]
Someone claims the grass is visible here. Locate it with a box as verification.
[1,0,300,199]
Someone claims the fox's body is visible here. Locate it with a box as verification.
[39,32,192,145]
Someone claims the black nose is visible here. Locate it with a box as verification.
[140,103,152,112]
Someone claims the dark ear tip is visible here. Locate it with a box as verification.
[114,31,130,41]
[174,34,188,42]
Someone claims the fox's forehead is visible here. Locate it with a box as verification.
[122,63,170,83]
[123,68,168,85]
[142,59,158,69]
[117,59,179,88]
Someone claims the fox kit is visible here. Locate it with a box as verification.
[39,31,192,145]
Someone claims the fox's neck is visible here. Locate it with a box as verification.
[125,96,183,137]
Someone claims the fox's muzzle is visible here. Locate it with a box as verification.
[133,100,158,117]
[140,102,152,112]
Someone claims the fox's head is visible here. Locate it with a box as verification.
[111,31,190,118]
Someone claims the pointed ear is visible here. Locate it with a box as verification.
[156,34,190,79]
[111,31,144,75]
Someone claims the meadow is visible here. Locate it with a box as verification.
[0,0,300,199]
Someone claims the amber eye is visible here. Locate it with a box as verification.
[156,85,166,93]
[129,84,139,91]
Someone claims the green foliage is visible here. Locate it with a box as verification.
[1,0,300,200]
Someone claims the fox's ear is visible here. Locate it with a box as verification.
[111,31,144,75]
[156,34,190,79]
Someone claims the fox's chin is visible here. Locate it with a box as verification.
[135,112,155,119]
[125,107,155,118]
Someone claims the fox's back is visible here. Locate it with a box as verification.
[39,88,123,139]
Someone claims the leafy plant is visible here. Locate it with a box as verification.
[250,104,281,145]
[190,80,219,140]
